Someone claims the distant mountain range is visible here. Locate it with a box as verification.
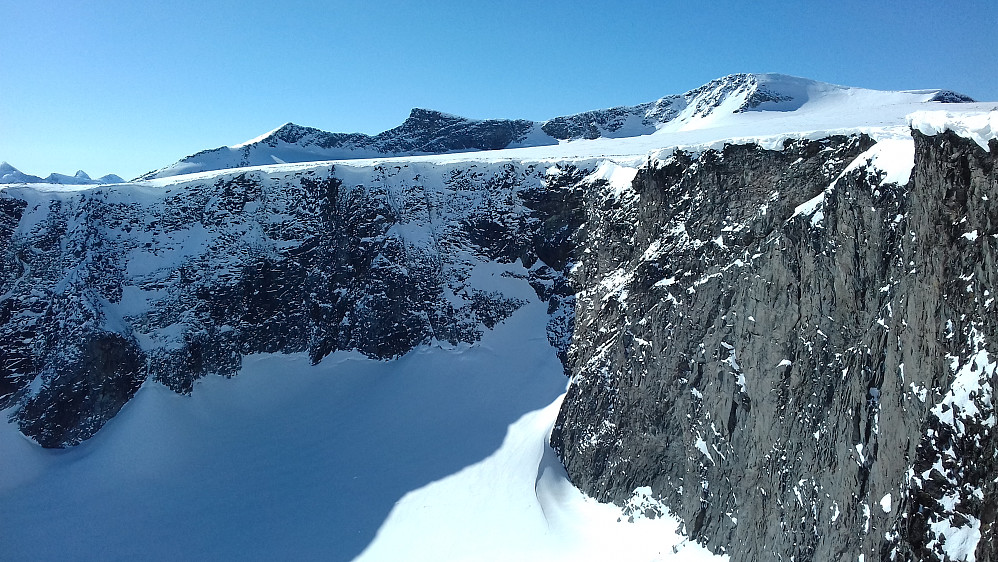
[0,162,124,185]
[136,73,975,180]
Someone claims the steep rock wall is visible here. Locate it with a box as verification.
[551,131,998,562]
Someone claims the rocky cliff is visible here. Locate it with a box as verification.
[551,130,997,562]
[2,116,996,560]
[0,161,587,447]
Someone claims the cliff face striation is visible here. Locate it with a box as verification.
[551,130,998,561]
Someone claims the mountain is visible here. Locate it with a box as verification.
[44,170,126,185]
[0,162,124,185]
[1,74,996,562]
[137,73,975,180]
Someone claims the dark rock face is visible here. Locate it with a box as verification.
[0,161,587,446]
[266,111,538,155]
[551,132,998,562]
[540,97,683,141]
[373,108,537,152]
[17,333,144,448]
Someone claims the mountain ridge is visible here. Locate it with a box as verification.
[136,73,975,181]
[0,161,124,185]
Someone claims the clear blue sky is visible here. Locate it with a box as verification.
[1,0,995,180]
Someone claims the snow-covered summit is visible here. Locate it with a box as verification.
[0,162,44,184]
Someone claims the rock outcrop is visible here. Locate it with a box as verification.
[138,73,973,181]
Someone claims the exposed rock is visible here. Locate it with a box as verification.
[139,73,974,181]
[0,161,586,446]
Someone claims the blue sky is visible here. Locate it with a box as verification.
[1,0,995,180]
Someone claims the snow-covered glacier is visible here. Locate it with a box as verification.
[2,73,997,562]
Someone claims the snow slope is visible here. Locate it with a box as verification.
[0,262,720,561]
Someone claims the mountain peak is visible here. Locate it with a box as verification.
[269,122,317,144]
[404,108,466,124]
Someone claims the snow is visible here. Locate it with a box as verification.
[126,102,997,204]
[694,436,715,465]
[231,122,293,148]
[880,493,892,513]
[909,110,998,151]
[933,329,995,424]
[842,138,916,186]
[929,517,982,562]
[0,267,723,562]
[791,190,826,225]
[587,160,639,199]
[360,399,720,562]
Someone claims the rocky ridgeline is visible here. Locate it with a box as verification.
[1,128,996,561]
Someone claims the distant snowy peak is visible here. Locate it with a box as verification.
[138,73,975,180]
[0,162,43,184]
[0,162,124,185]
[44,170,90,184]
